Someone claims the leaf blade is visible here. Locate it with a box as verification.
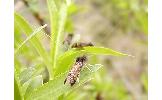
[14,77,23,100]
[55,46,131,76]
[15,24,47,54]
[24,75,43,99]
[47,0,69,78]
[14,12,53,79]
[55,49,85,76]
[26,64,102,100]
[83,46,130,56]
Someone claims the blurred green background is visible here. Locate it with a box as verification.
[14,0,147,100]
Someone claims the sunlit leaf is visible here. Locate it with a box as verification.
[26,64,102,100]
[14,77,23,100]
[19,67,35,85]
[83,46,130,56]
[47,0,68,73]
[14,12,53,78]
[15,24,47,54]
[55,46,131,76]
[55,49,84,76]
[24,75,43,98]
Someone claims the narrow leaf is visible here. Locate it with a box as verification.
[15,24,47,54]
[14,12,53,79]
[47,0,58,60]
[14,77,23,100]
[48,0,68,70]
[55,49,85,76]
[55,46,131,76]
[83,46,130,56]
[19,67,35,85]
[24,75,43,98]
[26,64,102,100]
[21,66,45,97]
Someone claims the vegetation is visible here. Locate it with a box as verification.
[14,0,147,100]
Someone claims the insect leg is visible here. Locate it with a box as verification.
[76,77,80,83]
[64,78,67,84]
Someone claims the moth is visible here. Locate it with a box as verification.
[71,42,94,48]
[64,56,87,86]
[64,42,94,86]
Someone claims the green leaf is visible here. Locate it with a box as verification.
[15,24,47,54]
[47,0,68,72]
[21,79,32,97]
[19,65,45,96]
[55,46,131,76]
[19,67,35,85]
[25,64,102,100]
[14,12,53,79]
[14,77,23,100]
[54,49,84,76]
[24,75,43,98]
[66,91,87,100]
[14,21,23,49]
[21,65,44,97]
[83,46,130,56]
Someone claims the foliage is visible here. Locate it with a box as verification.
[14,0,134,100]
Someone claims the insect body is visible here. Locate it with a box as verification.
[64,56,87,86]
[64,42,94,86]
[71,42,94,48]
